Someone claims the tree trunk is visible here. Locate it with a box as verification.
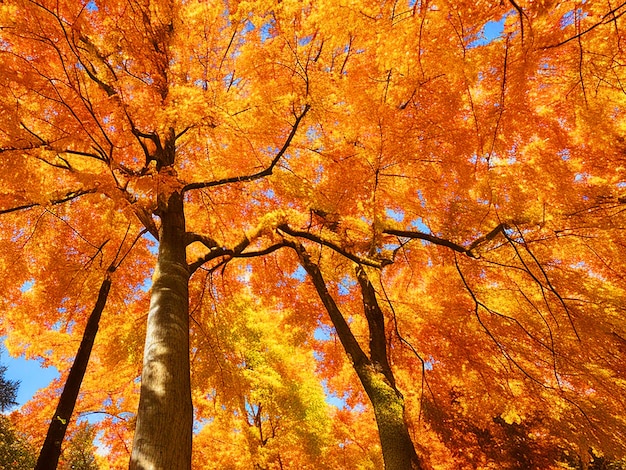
[355,266,423,470]
[291,242,424,470]
[130,190,192,470]
[355,360,423,470]
[35,272,112,470]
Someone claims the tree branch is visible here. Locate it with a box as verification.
[277,224,386,268]
[286,239,370,366]
[356,266,397,389]
[0,188,97,215]
[543,1,626,49]
[188,238,287,275]
[384,223,508,258]
[183,104,311,192]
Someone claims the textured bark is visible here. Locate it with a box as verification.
[292,242,424,470]
[357,364,423,470]
[35,273,112,470]
[356,267,423,470]
[130,190,192,470]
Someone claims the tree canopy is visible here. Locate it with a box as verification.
[1,0,626,468]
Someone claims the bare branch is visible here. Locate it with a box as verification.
[508,0,529,44]
[356,266,396,389]
[188,237,287,275]
[383,228,469,254]
[285,239,370,366]
[185,232,221,249]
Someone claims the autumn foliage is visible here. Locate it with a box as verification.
[1,0,626,468]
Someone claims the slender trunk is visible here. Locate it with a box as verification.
[35,272,112,470]
[355,363,422,470]
[291,242,424,470]
[355,267,422,470]
[130,191,192,470]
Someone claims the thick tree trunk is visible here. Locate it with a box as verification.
[291,242,424,470]
[130,191,192,470]
[34,273,112,470]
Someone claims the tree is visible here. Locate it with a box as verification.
[1,0,626,469]
[58,422,99,470]
[0,415,37,470]
[0,358,19,412]
[0,357,35,469]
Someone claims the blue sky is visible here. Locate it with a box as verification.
[1,341,59,409]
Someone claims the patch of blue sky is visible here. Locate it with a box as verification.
[417,189,427,208]
[560,8,586,29]
[242,19,255,34]
[260,20,274,42]
[409,217,430,234]
[385,208,404,222]
[320,379,349,410]
[263,145,281,156]
[313,323,333,341]
[143,232,158,256]
[20,279,34,292]
[11,228,25,243]
[313,164,324,183]
[139,276,152,292]
[617,181,626,188]
[86,0,98,12]
[468,18,505,48]
[193,417,214,434]
[291,265,307,281]
[306,126,321,142]
[262,188,275,199]
[338,275,356,296]
[236,264,253,284]
[558,148,571,161]
[223,71,242,89]
[298,35,313,47]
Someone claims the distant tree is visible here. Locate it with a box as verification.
[0,360,35,469]
[0,416,36,470]
[58,422,99,470]
[0,359,19,412]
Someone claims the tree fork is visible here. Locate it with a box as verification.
[355,266,423,470]
[290,241,425,470]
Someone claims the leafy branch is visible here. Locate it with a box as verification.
[182,104,311,192]
[0,188,97,215]
[383,223,509,258]
[277,224,386,268]
[544,1,626,49]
